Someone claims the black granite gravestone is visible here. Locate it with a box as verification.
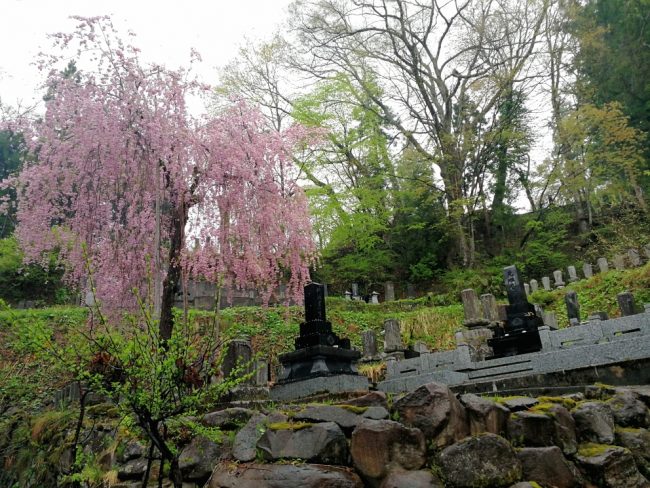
[277,283,360,383]
[488,265,543,357]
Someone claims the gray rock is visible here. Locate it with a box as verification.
[379,469,444,488]
[256,421,348,465]
[117,440,146,463]
[572,401,616,444]
[393,382,469,447]
[575,444,649,488]
[208,462,363,488]
[117,458,149,480]
[362,406,389,420]
[517,446,583,488]
[202,407,254,429]
[549,404,578,455]
[460,393,509,436]
[350,419,426,485]
[232,413,266,462]
[294,404,364,429]
[508,484,538,488]
[339,391,389,409]
[616,427,650,478]
[608,390,650,428]
[507,411,555,447]
[500,397,539,412]
[179,435,231,481]
[439,433,522,488]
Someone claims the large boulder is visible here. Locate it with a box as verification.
[615,427,650,478]
[460,393,509,436]
[500,397,538,412]
[607,390,650,428]
[202,407,255,429]
[232,413,267,462]
[256,421,348,465]
[350,419,426,486]
[179,435,232,481]
[393,382,468,447]
[572,401,616,444]
[438,433,522,488]
[116,458,149,480]
[575,444,649,488]
[379,469,444,488]
[517,446,583,488]
[209,462,363,488]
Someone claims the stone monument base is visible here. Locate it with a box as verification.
[277,345,361,383]
[270,374,369,402]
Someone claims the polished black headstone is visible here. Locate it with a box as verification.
[305,282,326,323]
[488,265,543,358]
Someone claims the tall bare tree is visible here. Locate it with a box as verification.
[290,0,548,265]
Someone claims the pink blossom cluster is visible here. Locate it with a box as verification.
[3,17,316,318]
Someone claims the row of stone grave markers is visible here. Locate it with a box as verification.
[524,245,650,296]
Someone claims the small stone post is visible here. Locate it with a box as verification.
[530,279,539,293]
[344,291,352,301]
[383,319,403,353]
[370,291,380,304]
[384,281,395,302]
[542,276,552,291]
[583,263,593,279]
[617,291,636,317]
[564,291,580,326]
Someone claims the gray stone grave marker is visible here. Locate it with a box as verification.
[583,263,593,279]
[223,339,253,384]
[462,289,487,327]
[597,257,609,273]
[406,283,416,299]
[628,249,642,267]
[567,266,579,282]
[524,283,531,296]
[565,291,580,326]
[542,311,558,330]
[362,330,378,358]
[612,254,625,271]
[553,270,565,289]
[344,291,352,301]
[351,283,359,299]
[530,279,539,293]
[617,291,636,317]
[480,293,499,322]
[255,360,269,386]
[384,281,395,302]
[384,319,403,353]
[370,291,379,304]
[542,276,551,291]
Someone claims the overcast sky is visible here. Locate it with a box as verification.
[0,0,293,110]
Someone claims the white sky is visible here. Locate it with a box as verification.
[0,0,294,110]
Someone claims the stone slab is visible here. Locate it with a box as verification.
[270,374,369,402]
